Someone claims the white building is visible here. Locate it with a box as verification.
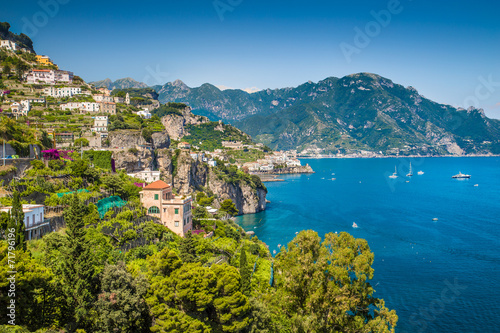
[125,93,130,105]
[128,169,161,183]
[25,70,73,85]
[0,204,49,240]
[93,94,114,103]
[260,164,274,171]
[92,116,108,132]
[44,87,82,97]
[114,96,124,103]
[60,102,82,111]
[0,40,17,51]
[208,160,217,167]
[82,102,100,113]
[136,110,152,119]
[286,159,301,167]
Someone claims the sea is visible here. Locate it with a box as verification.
[235,157,500,333]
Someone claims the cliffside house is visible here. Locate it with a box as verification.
[0,204,50,240]
[128,169,161,183]
[35,55,56,67]
[44,86,81,97]
[98,101,116,114]
[140,180,193,237]
[178,142,191,150]
[136,110,152,119]
[0,40,17,51]
[25,69,73,85]
[92,116,108,132]
[93,94,114,103]
[97,87,111,96]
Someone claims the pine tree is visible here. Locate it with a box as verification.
[9,191,26,251]
[239,247,251,295]
[61,194,96,330]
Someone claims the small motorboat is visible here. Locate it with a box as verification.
[452,172,471,179]
[418,171,424,175]
[352,222,358,228]
[432,218,439,221]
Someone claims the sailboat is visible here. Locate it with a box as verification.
[389,166,398,179]
[406,162,413,177]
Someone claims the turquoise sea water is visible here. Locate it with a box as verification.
[236,157,500,333]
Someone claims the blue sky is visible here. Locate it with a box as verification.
[2,0,500,118]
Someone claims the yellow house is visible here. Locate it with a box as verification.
[35,55,57,68]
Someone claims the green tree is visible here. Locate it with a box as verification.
[274,230,398,333]
[239,247,251,295]
[220,199,239,216]
[74,138,89,147]
[179,231,197,263]
[0,243,66,329]
[212,264,250,332]
[95,262,150,333]
[61,194,97,331]
[8,191,26,251]
[0,211,8,235]
[40,130,52,149]
[2,64,11,78]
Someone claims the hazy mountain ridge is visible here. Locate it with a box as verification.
[90,77,148,90]
[154,74,500,155]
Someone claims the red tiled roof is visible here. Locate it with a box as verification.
[143,180,170,190]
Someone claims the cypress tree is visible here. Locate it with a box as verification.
[9,191,26,251]
[61,194,96,330]
[239,247,251,295]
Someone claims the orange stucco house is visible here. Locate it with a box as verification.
[139,180,193,237]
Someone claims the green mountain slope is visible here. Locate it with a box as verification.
[155,73,500,155]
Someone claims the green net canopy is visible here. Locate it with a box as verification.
[97,196,127,218]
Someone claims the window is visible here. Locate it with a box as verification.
[27,216,29,226]
[148,206,160,214]
[175,208,179,214]
[163,208,166,213]
[154,194,159,200]
[174,221,179,227]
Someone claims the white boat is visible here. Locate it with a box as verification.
[418,171,424,175]
[389,166,398,179]
[406,162,413,177]
[352,222,358,228]
[452,172,471,179]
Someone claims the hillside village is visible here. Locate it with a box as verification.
[0,26,311,243]
[0,22,398,333]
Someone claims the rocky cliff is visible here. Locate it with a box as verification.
[108,131,146,148]
[113,148,153,173]
[207,170,267,215]
[154,150,266,215]
[161,107,209,140]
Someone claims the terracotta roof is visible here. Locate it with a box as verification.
[143,180,170,190]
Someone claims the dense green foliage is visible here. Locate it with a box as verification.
[83,150,113,170]
[182,122,253,151]
[151,102,187,117]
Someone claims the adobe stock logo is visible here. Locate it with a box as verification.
[213,0,243,22]
[21,0,70,37]
[340,0,407,64]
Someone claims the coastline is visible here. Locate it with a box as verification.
[298,154,500,159]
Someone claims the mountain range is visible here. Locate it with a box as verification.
[152,74,500,155]
[90,77,148,90]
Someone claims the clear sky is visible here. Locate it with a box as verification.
[2,0,500,118]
